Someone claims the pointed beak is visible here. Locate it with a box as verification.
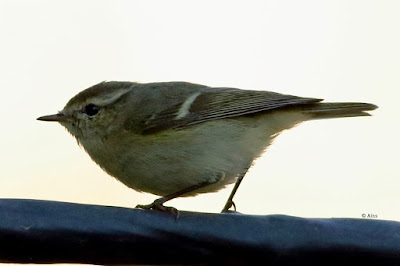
[37,113,68,122]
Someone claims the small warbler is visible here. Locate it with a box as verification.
[38,81,377,212]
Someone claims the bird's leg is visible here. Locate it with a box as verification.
[136,180,218,214]
[221,166,251,213]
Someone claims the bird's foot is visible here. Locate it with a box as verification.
[136,198,179,217]
[221,200,237,213]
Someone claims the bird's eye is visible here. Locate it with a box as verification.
[83,104,100,116]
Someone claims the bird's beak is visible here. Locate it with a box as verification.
[37,113,68,122]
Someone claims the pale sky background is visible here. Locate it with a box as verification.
[0,0,399,232]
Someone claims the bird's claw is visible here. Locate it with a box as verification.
[136,198,179,218]
[221,200,237,213]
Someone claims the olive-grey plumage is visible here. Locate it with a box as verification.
[140,86,323,134]
[37,81,377,212]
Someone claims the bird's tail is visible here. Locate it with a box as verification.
[301,102,378,119]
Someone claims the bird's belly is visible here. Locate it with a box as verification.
[82,112,306,196]
[107,134,247,196]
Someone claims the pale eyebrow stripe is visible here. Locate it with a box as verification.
[175,92,202,119]
[91,87,132,107]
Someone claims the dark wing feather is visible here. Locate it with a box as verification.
[142,88,322,134]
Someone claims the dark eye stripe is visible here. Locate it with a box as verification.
[83,104,100,116]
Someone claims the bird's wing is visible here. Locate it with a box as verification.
[141,87,322,134]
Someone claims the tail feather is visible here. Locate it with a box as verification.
[301,102,378,119]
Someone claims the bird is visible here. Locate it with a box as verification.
[37,81,377,212]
